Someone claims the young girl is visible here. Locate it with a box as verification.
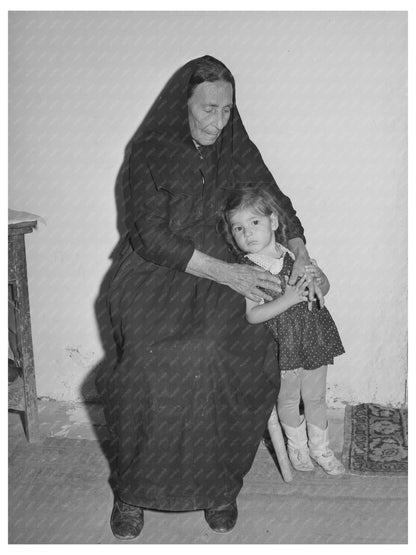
[219,185,345,476]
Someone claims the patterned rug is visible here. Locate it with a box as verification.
[342,403,408,476]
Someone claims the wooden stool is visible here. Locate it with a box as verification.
[8,215,41,442]
[267,406,293,482]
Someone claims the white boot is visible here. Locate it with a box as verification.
[281,417,314,471]
[307,422,345,476]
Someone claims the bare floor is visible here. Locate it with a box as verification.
[9,400,408,544]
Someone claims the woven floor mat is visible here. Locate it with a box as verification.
[342,403,408,476]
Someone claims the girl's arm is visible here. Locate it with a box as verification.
[245,276,309,325]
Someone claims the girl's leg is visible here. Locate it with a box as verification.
[301,366,345,476]
[300,365,328,429]
[277,369,302,427]
[278,369,314,472]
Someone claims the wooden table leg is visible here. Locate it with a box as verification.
[10,233,41,442]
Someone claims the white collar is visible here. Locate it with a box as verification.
[245,245,294,275]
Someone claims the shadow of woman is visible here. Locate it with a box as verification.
[78,57,228,504]
[79,65,181,496]
[79,132,136,494]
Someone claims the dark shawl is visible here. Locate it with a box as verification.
[124,55,305,271]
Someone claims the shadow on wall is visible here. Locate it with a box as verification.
[78,130,138,491]
[79,141,129,404]
[78,75,171,486]
[80,62,183,415]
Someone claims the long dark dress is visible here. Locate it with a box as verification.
[103,56,305,511]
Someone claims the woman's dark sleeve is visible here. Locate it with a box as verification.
[238,139,306,243]
[268,182,306,243]
[124,140,195,271]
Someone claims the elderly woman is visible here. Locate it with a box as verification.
[104,55,314,540]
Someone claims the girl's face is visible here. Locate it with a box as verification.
[228,206,278,256]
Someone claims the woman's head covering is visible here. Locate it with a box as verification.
[137,55,234,145]
[129,55,304,242]
[132,55,275,189]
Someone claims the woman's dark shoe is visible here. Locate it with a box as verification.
[110,498,144,540]
[204,501,238,533]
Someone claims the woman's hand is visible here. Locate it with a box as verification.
[305,260,329,305]
[185,250,281,302]
[287,241,325,310]
[225,263,282,302]
[288,251,310,284]
[305,259,324,283]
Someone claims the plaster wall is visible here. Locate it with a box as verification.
[9,11,407,405]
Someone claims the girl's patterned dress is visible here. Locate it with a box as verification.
[244,249,345,372]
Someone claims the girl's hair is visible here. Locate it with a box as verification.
[187,56,235,99]
[218,184,290,258]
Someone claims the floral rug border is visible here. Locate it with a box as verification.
[342,403,408,476]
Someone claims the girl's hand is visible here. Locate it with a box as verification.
[226,264,282,302]
[282,275,309,307]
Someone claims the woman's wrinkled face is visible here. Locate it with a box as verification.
[188,80,233,146]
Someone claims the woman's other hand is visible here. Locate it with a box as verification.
[305,261,329,306]
[287,241,325,310]
[305,260,324,284]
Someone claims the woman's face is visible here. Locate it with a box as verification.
[188,80,233,146]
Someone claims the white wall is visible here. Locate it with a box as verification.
[9,11,407,406]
